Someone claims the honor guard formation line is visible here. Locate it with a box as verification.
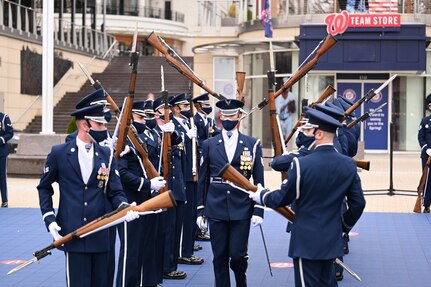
[1,28,430,287]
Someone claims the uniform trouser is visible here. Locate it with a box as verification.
[163,201,185,273]
[0,156,8,203]
[65,251,109,287]
[116,217,145,287]
[181,181,197,258]
[293,257,337,287]
[208,218,251,287]
[140,213,160,286]
[421,157,431,207]
[107,226,117,287]
[154,212,165,284]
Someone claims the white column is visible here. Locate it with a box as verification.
[41,0,54,134]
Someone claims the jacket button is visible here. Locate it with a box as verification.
[85,186,88,190]
[83,218,87,221]
[84,202,88,206]
[227,190,230,194]
[173,176,175,179]
[172,166,175,169]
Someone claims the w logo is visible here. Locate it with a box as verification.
[325,11,349,36]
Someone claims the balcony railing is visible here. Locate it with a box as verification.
[197,0,431,28]
[105,4,185,23]
[0,0,116,57]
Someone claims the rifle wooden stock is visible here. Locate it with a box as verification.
[414,156,431,213]
[268,71,287,180]
[147,32,226,101]
[236,72,246,101]
[284,85,335,144]
[161,91,171,193]
[114,52,139,159]
[273,35,337,99]
[355,160,370,171]
[218,164,295,222]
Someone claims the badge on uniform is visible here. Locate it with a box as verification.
[97,163,109,189]
[240,148,253,176]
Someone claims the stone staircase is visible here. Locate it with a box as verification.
[24,55,193,133]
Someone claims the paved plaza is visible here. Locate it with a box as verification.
[0,152,429,286]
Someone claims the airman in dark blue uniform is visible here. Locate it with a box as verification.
[250,109,365,287]
[152,96,188,280]
[169,93,204,265]
[38,104,132,287]
[418,94,431,213]
[192,93,220,242]
[0,111,13,208]
[197,99,265,287]
[63,88,117,286]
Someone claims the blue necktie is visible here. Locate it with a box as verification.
[85,144,92,152]
[227,131,232,138]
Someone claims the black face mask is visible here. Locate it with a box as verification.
[202,107,212,115]
[296,131,315,148]
[145,118,157,129]
[88,129,108,143]
[132,121,146,134]
[180,110,191,118]
[221,119,238,131]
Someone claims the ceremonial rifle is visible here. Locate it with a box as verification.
[160,65,171,193]
[342,74,397,121]
[414,156,431,213]
[187,80,199,182]
[346,102,387,129]
[284,85,336,145]
[217,163,295,222]
[146,31,226,101]
[267,71,288,180]
[77,65,159,179]
[254,34,337,113]
[7,191,176,275]
[115,24,139,160]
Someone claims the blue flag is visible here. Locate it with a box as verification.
[261,0,273,38]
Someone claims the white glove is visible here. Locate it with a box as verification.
[426,148,431,156]
[99,136,116,149]
[186,127,197,139]
[120,145,131,157]
[161,122,175,133]
[150,176,166,191]
[124,202,140,222]
[248,183,266,205]
[196,216,208,232]
[251,215,263,227]
[48,222,63,241]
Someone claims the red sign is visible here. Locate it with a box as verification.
[325,11,401,36]
[0,260,27,265]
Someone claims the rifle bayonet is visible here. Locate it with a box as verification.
[161,65,165,92]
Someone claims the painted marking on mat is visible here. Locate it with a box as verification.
[271,262,294,268]
[1,260,27,265]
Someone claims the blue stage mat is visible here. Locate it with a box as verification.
[0,208,430,286]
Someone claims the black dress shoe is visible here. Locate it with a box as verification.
[343,245,349,255]
[195,233,210,241]
[424,207,430,213]
[335,271,344,281]
[178,255,204,265]
[163,271,187,280]
[1,202,8,208]
[194,244,203,251]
